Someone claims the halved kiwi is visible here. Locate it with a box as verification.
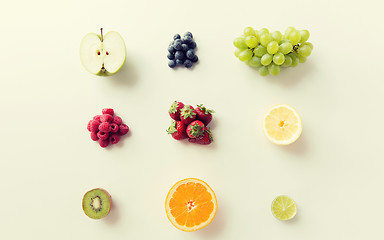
[82,188,112,219]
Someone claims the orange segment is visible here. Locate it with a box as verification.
[165,178,218,232]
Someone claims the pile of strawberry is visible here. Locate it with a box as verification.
[167,101,214,145]
[87,108,129,148]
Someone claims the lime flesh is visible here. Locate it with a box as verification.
[271,195,297,220]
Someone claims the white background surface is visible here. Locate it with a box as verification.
[1,0,383,239]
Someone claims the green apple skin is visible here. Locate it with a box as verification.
[95,32,126,76]
[80,31,126,76]
[96,50,126,76]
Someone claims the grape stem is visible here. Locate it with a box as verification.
[248,47,257,57]
[293,44,300,52]
[248,43,301,58]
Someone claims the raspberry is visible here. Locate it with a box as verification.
[99,139,109,148]
[93,115,101,122]
[100,114,113,123]
[87,120,92,132]
[112,116,122,125]
[97,131,109,141]
[99,122,111,133]
[110,123,119,133]
[109,134,120,144]
[88,109,129,147]
[89,120,100,133]
[90,132,98,141]
[102,108,114,116]
[119,124,129,135]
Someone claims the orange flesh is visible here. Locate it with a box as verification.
[169,182,214,227]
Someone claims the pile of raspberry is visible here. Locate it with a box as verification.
[167,101,214,145]
[87,108,129,148]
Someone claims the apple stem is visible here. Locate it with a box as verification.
[100,28,103,42]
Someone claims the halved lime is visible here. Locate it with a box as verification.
[271,195,297,220]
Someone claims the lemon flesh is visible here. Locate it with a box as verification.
[263,104,302,145]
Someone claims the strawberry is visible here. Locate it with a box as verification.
[186,120,205,138]
[180,105,197,125]
[195,104,215,126]
[169,101,184,121]
[189,128,213,145]
[167,121,188,140]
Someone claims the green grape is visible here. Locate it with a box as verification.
[259,28,269,36]
[299,30,310,43]
[280,39,289,44]
[244,27,255,36]
[289,53,299,67]
[298,55,307,63]
[238,49,253,62]
[267,41,279,54]
[273,52,285,65]
[253,45,267,57]
[234,48,242,57]
[259,66,269,76]
[301,42,313,50]
[268,64,281,76]
[261,53,273,66]
[288,31,301,45]
[233,36,248,49]
[260,33,272,47]
[282,55,292,67]
[254,30,259,39]
[297,45,312,57]
[249,56,262,67]
[278,42,293,54]
[271,31,282,42]
[245,36,258,48]
[285,27,296,38]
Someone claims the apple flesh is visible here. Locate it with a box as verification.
[80,28,126,76]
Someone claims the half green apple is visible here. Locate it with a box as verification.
[80,28,126,76]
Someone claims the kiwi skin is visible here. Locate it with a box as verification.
[82,188,112,219]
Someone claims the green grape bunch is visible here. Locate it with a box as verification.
[234,26,313,76]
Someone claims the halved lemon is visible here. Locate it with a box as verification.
[263,104,302,145]
[271,195,297,220]
[165,178,218,232]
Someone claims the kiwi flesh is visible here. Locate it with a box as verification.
[82,188,112,219]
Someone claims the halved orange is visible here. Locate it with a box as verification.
[165,178,218,232]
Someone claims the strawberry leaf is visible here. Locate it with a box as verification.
[206,128,213,141]
[169,101,179,114]
[197,104,215,115]
[180,105,196,119]
[167,122,177,134]
[188,122,204,138]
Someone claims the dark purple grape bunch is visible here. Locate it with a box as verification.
[167,32,198,69]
